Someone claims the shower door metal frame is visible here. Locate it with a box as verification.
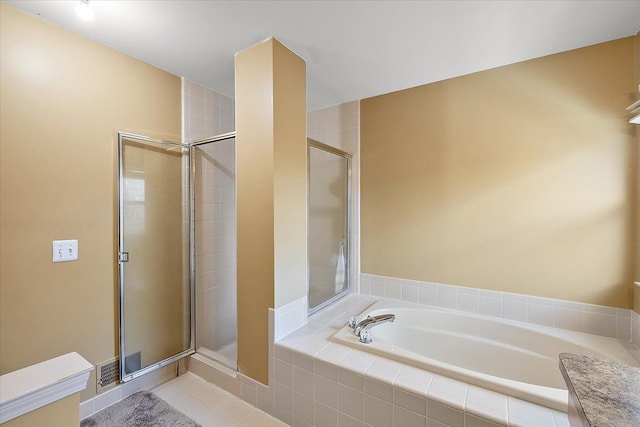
[307,138,352,314]
[117,131,195,383]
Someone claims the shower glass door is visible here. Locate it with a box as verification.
[308,139,351,312]
[118,132,193,382]
[191,133,237,370]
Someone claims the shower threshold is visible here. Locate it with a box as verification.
[196,343,237,371]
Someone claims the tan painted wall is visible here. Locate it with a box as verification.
[2,394,79,427]
[361,37,636,308]
[0,2,181,401]
[272,40,308,308]
[236,38,306,384]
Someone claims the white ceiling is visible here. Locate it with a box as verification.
[5,1,640,110]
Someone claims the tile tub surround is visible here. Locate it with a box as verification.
[235,294,572,427]
[361,274,637,343]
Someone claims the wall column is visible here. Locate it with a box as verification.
[235,38,307,384]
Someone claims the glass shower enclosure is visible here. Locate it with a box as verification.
[118,133,193,382]
[308,139,351,312]
[191,133,237,369]
[117,131,237,383]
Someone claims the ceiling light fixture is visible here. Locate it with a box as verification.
[75,0,94,21]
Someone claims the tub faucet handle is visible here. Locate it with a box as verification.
[359,329,373,344]
[348,315,358,329]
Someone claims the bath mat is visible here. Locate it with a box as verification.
[80,391,200,427]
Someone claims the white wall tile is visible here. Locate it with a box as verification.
[315,401,338,427]
[339,349,375,375]
[315,359,338,381]
[394,365,433,397]
[294,353,315,372]
[584,303,617,315]
[458,288,479,314]
[616,315,632,341]
[293,416,314,427]
[426,418,449,427]
[275,295,308,341]
[479,294,502,318]
[338,411,363,427]
[465,386,508,425]
[527,302,554,327]
[402,282,420,303]
[554,307,583,332]
[256,385,274,415]
[338,384,364,420]
[394,388,426,416]
[426,401,464,426]
[502,294,527,322]
[364,377,393,402]
[507,397,555,426]
[316,343,351,366]
[315,374,338,408]
[367,270,634,344]
[427,376,467,410]
[360,275,371,295]
[584,312,616,338]
[363,394,393,427]
[294,366,315,398]
[437,285,457,310]
[370,278,385,297]
[394,405,427,427]
[364,357,402,384]
[385,281,402,300]
[464,414,502,427]
[274,359,293,388]
[338,368,364,391]
[274,407,293,425]
[274,383,293,413]
[419,283,438,306]
[240,381,257,406]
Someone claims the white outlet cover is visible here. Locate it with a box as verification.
[52,239,78,262]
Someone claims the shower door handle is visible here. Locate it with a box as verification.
[118,252,129,263]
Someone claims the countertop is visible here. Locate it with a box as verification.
[559,352,640,427]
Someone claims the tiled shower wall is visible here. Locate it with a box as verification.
[307,101,361,293]
[193,140,237,352]
[183,79,237,355]
[183,79,234,141]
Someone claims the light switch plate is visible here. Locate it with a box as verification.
[52,239,78,262]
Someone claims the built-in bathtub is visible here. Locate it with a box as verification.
[333,299,640,411]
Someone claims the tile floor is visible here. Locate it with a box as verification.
[152,372,286,427]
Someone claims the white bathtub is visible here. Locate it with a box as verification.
[332,299,640,411]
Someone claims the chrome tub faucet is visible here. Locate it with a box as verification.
[348,313,395,343]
